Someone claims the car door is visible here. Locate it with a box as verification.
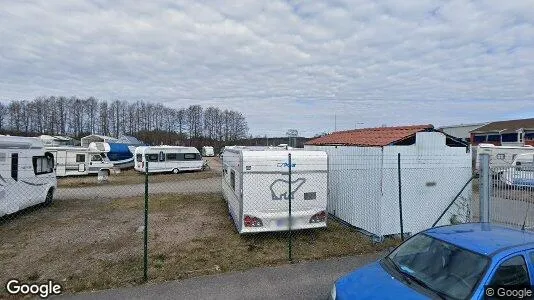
[528,250,534,285]
[478,253,532,299]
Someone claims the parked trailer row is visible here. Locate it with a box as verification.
[0,136,57,217]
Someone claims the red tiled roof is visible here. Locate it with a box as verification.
[306,124,434,147]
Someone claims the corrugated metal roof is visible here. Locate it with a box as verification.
[471,118,534,134]
[305,124,434,146]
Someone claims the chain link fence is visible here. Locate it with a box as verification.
[490,163,534,230]
[3,148,528,297]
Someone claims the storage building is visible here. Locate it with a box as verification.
[305,125,472,239]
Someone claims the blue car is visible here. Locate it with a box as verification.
[332,223,534,299]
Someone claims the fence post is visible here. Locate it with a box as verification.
[398,153,404,241]
[479,153,491,223]
[143,161,149,281]
[288,153,293,263]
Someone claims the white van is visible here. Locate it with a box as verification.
[134,146,203,174]
[222,146,328,234]
[500,153,534,187]
[202,146,215,157]
[0,136,57,217]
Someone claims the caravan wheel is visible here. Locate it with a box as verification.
[44,189,54,206]
[172,168,179,174]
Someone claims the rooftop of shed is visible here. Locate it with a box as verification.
[305,124,434,147]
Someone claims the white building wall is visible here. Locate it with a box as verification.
[306,132,472,238]
[304,145,383,235]
[380,132,472,236]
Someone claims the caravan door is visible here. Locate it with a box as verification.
[54,151,67,176]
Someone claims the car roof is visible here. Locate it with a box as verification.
[424,223,534,256]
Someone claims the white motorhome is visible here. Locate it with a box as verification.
[0,136,57,217]
[134,146,203,173]
[476,143,534,172]
[222,147,328,234]
[201,146,215,157]
[500,153,534,187]
[45,142,114,177]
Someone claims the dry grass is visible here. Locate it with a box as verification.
[57,169,219,188]
[0,193,398,296]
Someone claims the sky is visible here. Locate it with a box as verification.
[0,0,533,137]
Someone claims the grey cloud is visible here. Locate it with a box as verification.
[0,0,533,137]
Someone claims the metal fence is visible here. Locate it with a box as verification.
[1,151,528,297]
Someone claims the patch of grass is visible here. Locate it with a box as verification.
[57,169,220,188]
[0,192,399,296]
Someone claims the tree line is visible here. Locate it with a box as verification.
[0,96,249,146]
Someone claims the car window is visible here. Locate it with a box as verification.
[388,234,489,300]
[490,255,530,286]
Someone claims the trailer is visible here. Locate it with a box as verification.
[45,142,114,177]
[222,147,328,234]
[134,146,203,173]
[476,143,534,172]
[0,136,57,217]
[500,153,534,187]
[201,146,215,157]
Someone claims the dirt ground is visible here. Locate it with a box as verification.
[57,157,222,188]
[0,192,397,296]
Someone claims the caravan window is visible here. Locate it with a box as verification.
[33,156,54,175]
[76,154,86,162]
[159,151,165,162]
[147,154,158,162]
[11,153,18,181]
[230,170,236,191]
[184,153,200,160]
[136,154,142,162]
[496,153,505,160]
[166,153,178,161]
[91,154,102,162]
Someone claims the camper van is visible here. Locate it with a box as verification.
[134,146,203,173]
[201,146,215,157]
[0,136,57,217]
[45,142,114,177]
[222,147,328,234]
[476,143,534,172]
[500,153,534,187]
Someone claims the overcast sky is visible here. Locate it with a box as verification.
[1,0,533,137]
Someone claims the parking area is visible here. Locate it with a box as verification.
[1,166,397,295]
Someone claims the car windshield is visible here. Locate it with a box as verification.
[388,233,489,300]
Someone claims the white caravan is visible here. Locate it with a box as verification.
[476,143,534,172]
[45,142,114,177]
[222,147,328,234]
[0,136,57,217]
[201,146,215,157]
[134,146,203,173]
[500,153,534,187]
